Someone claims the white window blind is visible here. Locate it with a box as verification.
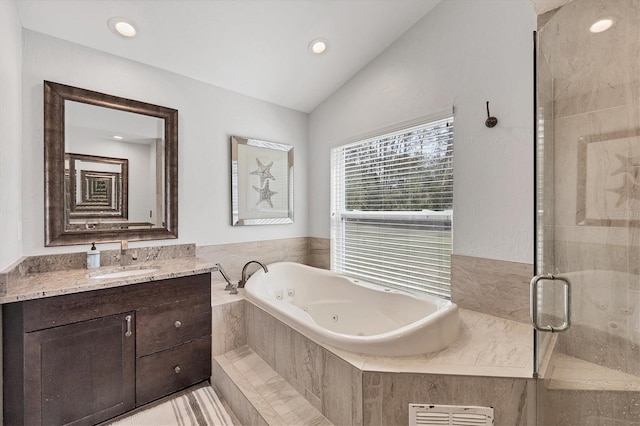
[331,114,454,299]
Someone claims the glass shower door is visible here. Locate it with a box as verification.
[534,0,640,425]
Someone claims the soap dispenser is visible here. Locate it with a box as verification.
[87,243,101,268]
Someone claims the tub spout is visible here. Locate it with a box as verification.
[238,261,268,289]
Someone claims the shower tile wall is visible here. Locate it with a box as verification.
[543,0,640,374]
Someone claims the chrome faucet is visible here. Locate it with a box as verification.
[227,260,268,294]
[239,261,268,288]
[216,263,234,291]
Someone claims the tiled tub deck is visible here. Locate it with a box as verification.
[210,283,537,426]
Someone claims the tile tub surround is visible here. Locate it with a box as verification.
[0,247,214,303]
[211,299,536,425]
[211,282,246,357]
[197,237,330,282]
[363,372,536,426]
[451,255,533,324]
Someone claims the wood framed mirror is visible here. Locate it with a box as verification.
[44,81,178,246]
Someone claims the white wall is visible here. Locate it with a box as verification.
[21,30,309,255]
[309,0,536,263]
[0,0,23,271]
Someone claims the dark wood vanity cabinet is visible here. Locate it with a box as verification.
[23,312,136,426]
[134,275,212,405]
[3,273,211,426]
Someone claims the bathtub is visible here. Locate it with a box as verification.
[243,262,460,356]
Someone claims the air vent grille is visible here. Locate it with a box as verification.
[409,404,494,426]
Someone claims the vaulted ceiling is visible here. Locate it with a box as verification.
[16,0,442,112]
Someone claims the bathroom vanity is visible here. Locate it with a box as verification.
[2,255,214,426]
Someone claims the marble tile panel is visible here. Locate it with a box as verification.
[262,303,363,424]
[211,299,246,356]
[212,356,269,426]
[216,347,332,426]
[307,237,330,270]
[554,239,630,273]
[546,353,640,391]
[555,83,632,119]
[541,387,640,426]
[273,322,304,393]
[272,317,324,401]
[569,270,633,342]
[272,318,325,411]
[630,290,640,345]
[557,327,640,377]
[554,225,631,251]
[630,226,640,280]
[245,303,276,366]
[321,350,363,426]
[197,238,309,282]
[545,0,638,119]
[281,403,332,426]
[451,255,532,323]
[362,372,534,426]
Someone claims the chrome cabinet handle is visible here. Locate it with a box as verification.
[530,274,571,333]
[174,365,181,374]
[174,320,182,328]
[125,315,133,337]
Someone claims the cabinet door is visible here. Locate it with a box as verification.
[24,312,135,426]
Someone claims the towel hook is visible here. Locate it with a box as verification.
[485,101,498,128]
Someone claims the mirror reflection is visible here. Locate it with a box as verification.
[64,101,164,231]
[44,81,178,246]
[66,153,127,222]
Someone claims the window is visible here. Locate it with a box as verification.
[330,112,454,299]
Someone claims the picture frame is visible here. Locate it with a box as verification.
[576,131,639,227]
[230,135,294,226]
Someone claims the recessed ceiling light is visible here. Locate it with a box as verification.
[308,39,328,55]
[590,18,613,33]
[113,135,123,140]
[108,17,137,38]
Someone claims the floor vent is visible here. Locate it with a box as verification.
[409,404,494,426]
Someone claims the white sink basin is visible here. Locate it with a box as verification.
[90,268,158,279]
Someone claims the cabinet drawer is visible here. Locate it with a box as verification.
[20,273,211,333]
[136,336,211,406]
[136,295,211,356]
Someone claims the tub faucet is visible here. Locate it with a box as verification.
[216,263,234,291]
[238,261,268,289]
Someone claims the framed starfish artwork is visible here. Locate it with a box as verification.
[230,135,294,226]
[576,133,639,226]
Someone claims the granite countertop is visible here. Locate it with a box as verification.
[0,256,216,304]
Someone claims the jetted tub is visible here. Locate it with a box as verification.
[244,262,460,356]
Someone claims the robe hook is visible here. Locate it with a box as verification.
[485,101,498,128]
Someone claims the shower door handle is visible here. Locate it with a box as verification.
[530,274,571,333]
